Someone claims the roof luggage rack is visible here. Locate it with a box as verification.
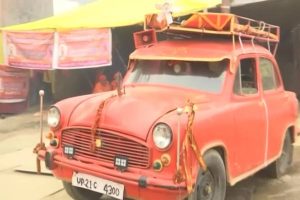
[143,12,280,55]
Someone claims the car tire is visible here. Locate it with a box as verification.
[266,132,293,178]
[63,181,103,200]
[188,150,226,200]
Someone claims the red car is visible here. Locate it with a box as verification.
[0,65,29,113]
[38,13,298,200]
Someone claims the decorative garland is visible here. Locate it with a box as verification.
[174,100,207,193]
[90,95,116,151]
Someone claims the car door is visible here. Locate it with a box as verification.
[258,57,288,160]
[231,56,267,176]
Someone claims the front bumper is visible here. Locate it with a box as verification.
[38,150,188,200]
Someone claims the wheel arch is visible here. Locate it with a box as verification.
[200,143,230,184]
[287,125,296,143]
[275,125,296,156]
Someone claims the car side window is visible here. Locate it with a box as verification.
[234,58,258,95]
[259,58,279,91]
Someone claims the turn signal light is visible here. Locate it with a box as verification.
[45,131,54,140]
[153,160,163,171]
[153,154,171,172]
[161,154,171,166]
[50,138,59,148]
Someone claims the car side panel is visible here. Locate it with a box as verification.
[193,103,237,181]
[264,90,297,159]
[230,96,266,176]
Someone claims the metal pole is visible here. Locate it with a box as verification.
[221,0,231,13]
[176,107,183,170]
[39,90,44,144]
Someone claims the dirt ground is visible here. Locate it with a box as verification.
[0,106,300,200]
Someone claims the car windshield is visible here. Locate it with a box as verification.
[126,59,228,93]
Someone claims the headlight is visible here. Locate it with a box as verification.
[153,123,172,150]
[47,106,61,128]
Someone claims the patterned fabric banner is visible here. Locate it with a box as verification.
[3,28,111,70]
[5,31,54,69]
[58,29,111,69]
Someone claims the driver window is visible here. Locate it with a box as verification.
[234,58,258,95]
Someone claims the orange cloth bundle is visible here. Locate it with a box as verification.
[181,13,233,31]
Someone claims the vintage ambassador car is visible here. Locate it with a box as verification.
[37,13,298,200]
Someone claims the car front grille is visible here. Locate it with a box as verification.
[61,128,150,169]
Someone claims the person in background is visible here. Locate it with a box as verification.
[92,71,111,93]
[28,70,43,105]
[110,71,121,90]
[43,70,54,103]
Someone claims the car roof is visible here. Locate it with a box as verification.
[129,39,272,61]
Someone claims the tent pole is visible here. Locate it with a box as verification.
[221,0,231,13]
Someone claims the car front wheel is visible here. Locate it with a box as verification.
[63,181,103,200]
[188,150,226,200]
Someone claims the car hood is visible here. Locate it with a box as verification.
[67,86,211,140]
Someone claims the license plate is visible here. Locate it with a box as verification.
[72,172,124,200]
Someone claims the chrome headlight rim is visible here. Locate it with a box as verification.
[152,123,173,150]
[47,106,61,129]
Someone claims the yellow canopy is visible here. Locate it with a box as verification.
[2,0,221,30]
[0,0,221,64]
